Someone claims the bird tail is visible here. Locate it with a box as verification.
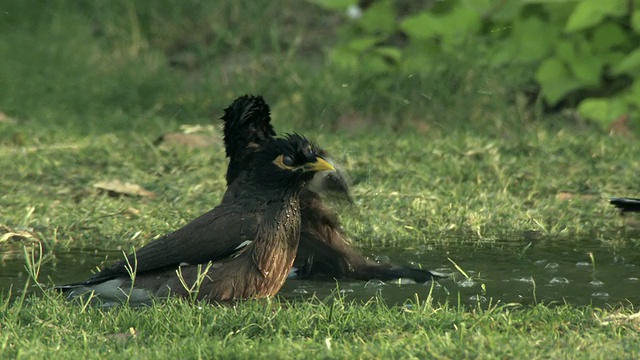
[353,264,446,283]
[52,283,93,299]
[610,197,640,212]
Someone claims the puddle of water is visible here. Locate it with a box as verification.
[2,237,639,307]
[281,239,640,307]
[0,247,122,294]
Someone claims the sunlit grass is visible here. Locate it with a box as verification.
[1,1,640,358]
[3,290,640,359]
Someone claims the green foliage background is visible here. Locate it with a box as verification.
[316,0,640,130]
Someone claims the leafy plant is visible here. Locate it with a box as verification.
[314,0,640,130]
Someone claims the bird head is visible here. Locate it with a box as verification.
[251,134,336,190]
[220,95,352,202]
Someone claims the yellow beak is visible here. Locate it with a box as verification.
[302,157,335,173]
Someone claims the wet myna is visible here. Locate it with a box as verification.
[610,197,640,212]
[57,134,335,303]
[221,95,438,282]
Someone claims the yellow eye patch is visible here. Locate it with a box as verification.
[273,154,296,170]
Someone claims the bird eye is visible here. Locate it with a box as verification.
[282,155,294,166]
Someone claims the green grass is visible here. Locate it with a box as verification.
[2,1,640,358]
[3,289,640,359]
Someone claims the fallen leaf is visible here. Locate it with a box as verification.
[0,112,18,124]
[556,192,597,201]
[0,225,41,244]
[93,180,155,198]
[410,119,431,134]
[556,192,574,201]
[609,114,631,137]
[125,207,141,216]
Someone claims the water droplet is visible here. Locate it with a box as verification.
[627,277,639,282]
[423,281,442,288]
[545,262,559,269]
[591,292,609,298]
[515,277,535,284]
[293,288,308,294]
[589,280,604,287]
[457,278,476,288]
[550,277,569,285]
[469,295,487,303]
[364,280,386,288]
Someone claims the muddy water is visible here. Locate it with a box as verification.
[1,237,639,307]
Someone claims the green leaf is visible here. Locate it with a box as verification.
[437,6,481,39]
[630,78,640,97]
[535,57,583,105]
[591,22,628,52]
[483,0,523,22]
[511,16,559,62]
[632,10,640,33]
[309,0,357,11]
[570,57,602,86]
[460,0,495,13]
[400,13,439,40]
[577,97,628,127]
[400,6,481,41]
[359,0,396,34]
[361,55,393,74]
[612,47,640,75]
[565,0,626,32]
[373,46,402,62]
[346,36,381,51]
[543,1,578,24]
[555,40,576,63]
[329,46,360,70]
[623,79,640,106]
[601,50,626,66]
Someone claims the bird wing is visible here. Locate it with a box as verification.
[82,202,261,285]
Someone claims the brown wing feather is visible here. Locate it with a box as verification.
[82,202,261,285]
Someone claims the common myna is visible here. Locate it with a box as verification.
[610,197,640,212]
[57,134,335,303]
[221,95,438,282]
